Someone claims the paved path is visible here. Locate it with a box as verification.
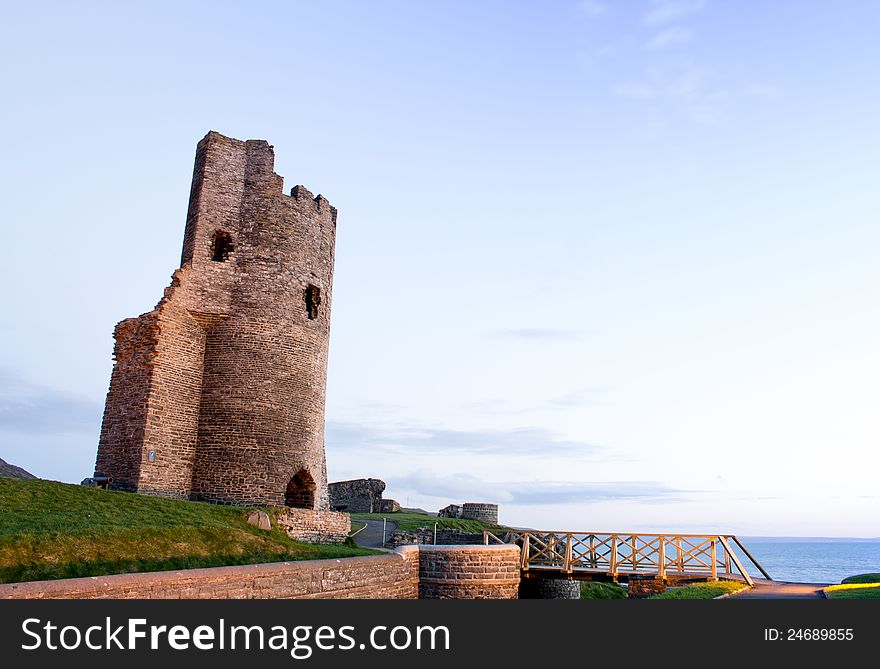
[730,579,829,599]
[352,519,397,549]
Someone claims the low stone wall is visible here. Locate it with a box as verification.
[275,508,350,543]
[418,545,520,599]
[386,527,484,548]
[0,545,523,600]
[0,548,420,600]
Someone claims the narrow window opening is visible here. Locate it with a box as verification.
[304,285,321,320]
[211,230,234,262]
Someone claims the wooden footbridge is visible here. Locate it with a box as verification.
[484,529,772,586]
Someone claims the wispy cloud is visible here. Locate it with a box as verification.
[644,26,693,50]
[392,470,688,505]
[494,328,582,341]
[546,389,604,410]
[614,62,740,126]
[0,369,101,435]
[326,421,601,458]
[642,0,706,26]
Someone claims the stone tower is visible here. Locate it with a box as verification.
[94,131,336,509]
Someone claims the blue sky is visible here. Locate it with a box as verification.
[1,1,878,536]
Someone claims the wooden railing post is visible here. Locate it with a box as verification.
[658,536,666,579]
[631,535,637,571]
[589,535,597,568]
[564,534,573,573]
[522,532,530,570]
[610,535,618,579]
[710,537,718,580]
[676,537,683,573]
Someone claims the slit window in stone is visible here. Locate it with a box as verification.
[304,285,321,320]
[211,230,234,262]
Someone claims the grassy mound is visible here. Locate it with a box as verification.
[350,511,504,534]
[841,573,880,585]
[580,581,627,599]
[648,580,747,600]
[0,478,377,584]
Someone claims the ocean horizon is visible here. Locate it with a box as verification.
[734,537,880,584]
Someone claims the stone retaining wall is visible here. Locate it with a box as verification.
[0,548,419,600]
[0,545,522,600]
[275,508,350,543]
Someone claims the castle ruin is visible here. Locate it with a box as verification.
[94,131,336,509]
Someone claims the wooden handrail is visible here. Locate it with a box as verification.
[484,529,771,583]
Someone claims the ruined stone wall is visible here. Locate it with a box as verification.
[95,132,336,509]
[328,478,385,513]
[379,498,400,513]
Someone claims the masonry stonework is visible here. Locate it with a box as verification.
[518,577,581,599]
[0,549,419,600]
[417,545,521,599]
[328,478,385,513]
[461,503,499,524]
[386,527,484,548]
[94,132,336,509]
[0,546,522,600]
[275,508,350,544]
[627,575,668,598]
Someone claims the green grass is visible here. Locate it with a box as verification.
[841,573,880,585]
[825,574,880,598]
[648,580,747,600]
[824,582,880,600]
[0,478,378,584]
[580,581,627,599]
[350,511,505,533]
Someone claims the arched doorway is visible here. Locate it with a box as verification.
[285,469,316,508]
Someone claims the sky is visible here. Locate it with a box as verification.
[1,1,878,537]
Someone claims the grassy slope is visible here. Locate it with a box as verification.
[350,511,504,533]
[824,583,880,599]
[580,581,627,599]
[0,478,377,584]
[648,581,747,600]
[824,573,880,599]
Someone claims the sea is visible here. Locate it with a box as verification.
[735,538,880,584]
